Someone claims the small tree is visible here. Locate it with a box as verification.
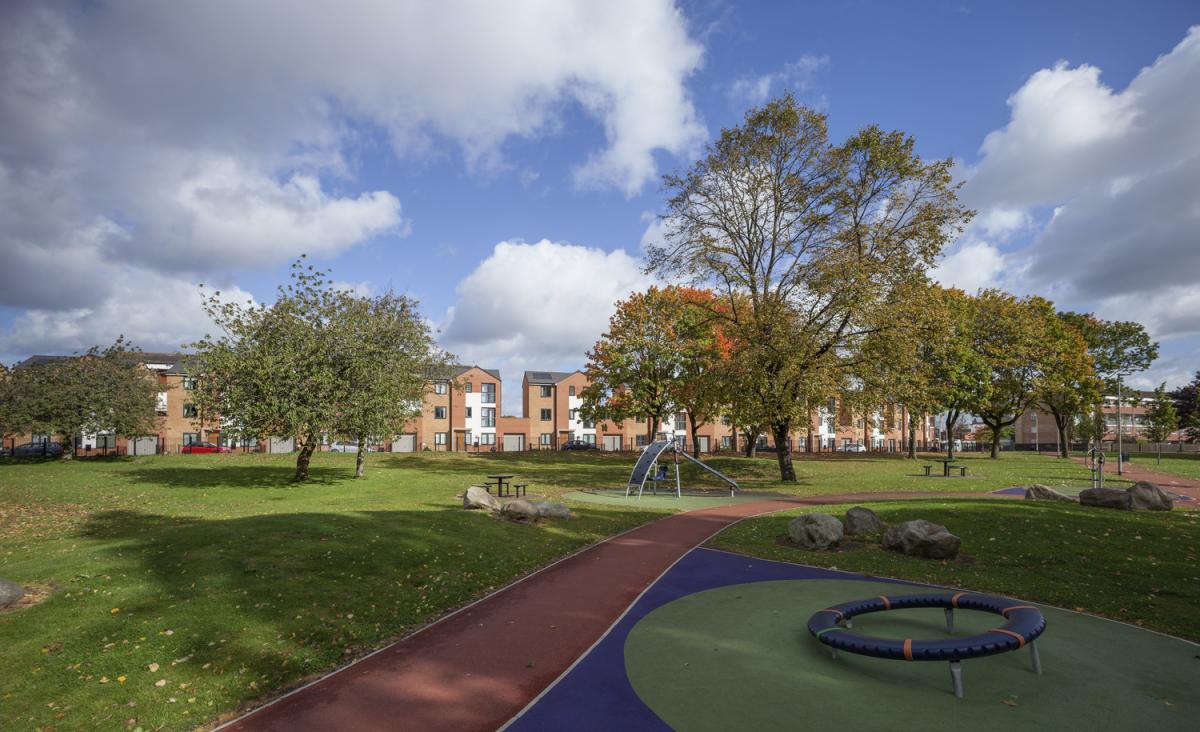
[1169,371,1199,441]
[1073,401,1107,450]
[0,338,158,457]
[1144,382,1179,464]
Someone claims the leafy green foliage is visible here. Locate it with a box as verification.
[1144,383,1179,448]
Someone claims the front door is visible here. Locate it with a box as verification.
[698,436,710,453]
[603,435,622,452]
[454,432,467,451]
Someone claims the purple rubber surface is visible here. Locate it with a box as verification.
[507,548,916,731]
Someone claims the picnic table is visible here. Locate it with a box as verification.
[486,474,526,497]
[929,459,967,477]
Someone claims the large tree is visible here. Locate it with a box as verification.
[330,291,449,478]
[0,338,159,457]
[648,95,971,481]
[1036,312,1101,458]
[967,290,1057,459]
[1168,371,1199,441]
[190,258,445,482]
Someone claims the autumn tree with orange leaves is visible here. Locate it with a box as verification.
[580,286,730,457]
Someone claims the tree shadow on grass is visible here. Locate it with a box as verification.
[119,464,349,490]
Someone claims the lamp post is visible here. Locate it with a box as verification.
[1033,411,1039,454]
[1116,373,1124,476]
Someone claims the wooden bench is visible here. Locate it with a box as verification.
[922,465,933,476]
[955,465,968,477]
[512,483,528,497]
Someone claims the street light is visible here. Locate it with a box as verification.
[1033,411,1038,454]
[1116,373,1126,476]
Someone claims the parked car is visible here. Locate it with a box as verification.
[181,441,231,454]
[837,443,868,453]
[6,441,64,457]
[560,439,598,451]
[329,441,377,453]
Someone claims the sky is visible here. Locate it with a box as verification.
[1,0,1197,416]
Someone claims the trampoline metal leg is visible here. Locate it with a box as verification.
[944,608,954,634]
[949,661,963,699]
[830,646,838,660]
[1030,641,1042,675]
[845,618,853,629]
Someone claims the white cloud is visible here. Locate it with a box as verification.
[728,54,829,106]
[929,240,1007,294]
[956,26,1200,382]
[440,239,655,414]
[0,0,707,358]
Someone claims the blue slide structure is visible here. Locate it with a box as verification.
[625,439,739,499]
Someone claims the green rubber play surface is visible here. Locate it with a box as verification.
[625,579,1198,731]
[565,489,788,509]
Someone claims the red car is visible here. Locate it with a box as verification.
[181,441,231,454]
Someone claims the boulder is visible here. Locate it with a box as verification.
[500,498,541,522]
[463,485,502,511]
[531,501,574,520]
[787,513,844,550]
[883,520,961,560]
[1127,481,1174,511]
[1024,484,1076,502]
[844,506,884,535]
[1079,486,1132,510]
[0,578,23,608]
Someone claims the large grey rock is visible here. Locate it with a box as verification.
[463,485,502,511]
[1080,486,1133,510]
[500,498,541,522]
[531,501,574,520]
[787,513,844,550]
[1127,481,1174,511]
[0,578,23,608]
[1024,484,1075,502]
[883,520,961,560]
[844,506,884,535]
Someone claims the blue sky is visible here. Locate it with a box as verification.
[2,0,1197,415]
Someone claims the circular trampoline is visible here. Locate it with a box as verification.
[808,592,1046,698]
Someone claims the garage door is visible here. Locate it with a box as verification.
[268,436,295,453]
[602,435,622,452]
[502,434,525,452]
[129,436,158,455]
[698,436,710,453]
[391,434,417,452]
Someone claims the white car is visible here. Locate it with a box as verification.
[837,443,868,453]
[329,441,377,453]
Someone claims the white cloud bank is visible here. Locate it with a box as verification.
[0,0,705,360]
[440,239,655,414]
[935,26,1200,386]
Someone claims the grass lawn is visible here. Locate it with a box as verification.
[0,448,1131,729]
[1115,451,1200,481]
[0,451,666,731]
[709,498,1200,642]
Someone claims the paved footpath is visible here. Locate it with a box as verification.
[217,491,987,732]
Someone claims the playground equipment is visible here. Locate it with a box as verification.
[625,439,739,499]
[1087,447,1106,490]
[807,592,1046,699]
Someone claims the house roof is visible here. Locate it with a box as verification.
[523,370,581,385]
[424,364,502,381]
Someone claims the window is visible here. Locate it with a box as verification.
[480,433,496,445]
[32,432,49,445]
[582,417,595,429]
[636,434,648,447]
[183,432,201,445]
[583,434,596,445]
[721,436,732,449]
[796,437,807,450]
[156,392,168,415]
[434,406,447,419]
[569,385,575,396]
[465,382,472,393]
[756,435,768,449]
[183,403,198,418]
[540,408,551,421]
[722,416,731,426]
[465,407,472,418]
[482,383,496,404]
[540,433,552,445]
[183,376,197,390]
[434,382,447,395]
[675,415,686,430]
[569,408,578,421]
[434,432,448,445]
[539,385,552,398]
[482,407,496,428]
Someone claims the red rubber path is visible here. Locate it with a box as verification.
[217,492,993,732]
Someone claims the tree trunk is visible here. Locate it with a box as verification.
[989,427,1001,459]
[806,421,814,453]
[648,416,658,443]
[294,437,317,482]
[907,412,919,459]
[60,432,75,460]
[689,416,704,460]
[743,430,758,458]
[773,421,796,482]
[945,410,960,460]
[355,432,367,478]
[1052,412,1070,459]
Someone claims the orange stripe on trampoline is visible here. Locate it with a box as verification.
[951,592,968,608]
[820,608,844,620]
[991,628,1026,647]
[1001,605,1038,617]
[879,596,891,610]
[903,638,913,661]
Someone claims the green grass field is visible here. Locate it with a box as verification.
[0,449,1184,729]
[1116,450,1200,480]
[709,498,1200,641]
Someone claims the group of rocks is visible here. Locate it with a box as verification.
[461,485,574,522]
[786,506,961,560]
[0,578,23,608]
[1024,481,1174,511]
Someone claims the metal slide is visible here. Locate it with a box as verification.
[625,439,740,499]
